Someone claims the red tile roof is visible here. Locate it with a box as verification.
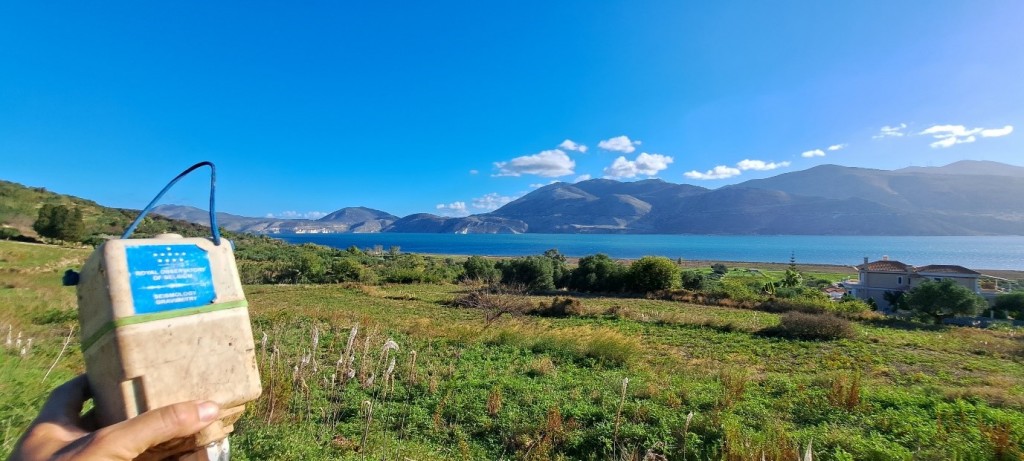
[857,260,912,272]
[914,265,980,276]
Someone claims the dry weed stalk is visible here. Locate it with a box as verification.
[613,377,629,450]
[338,324,359,384]
[42,326,75,382]
[681,411,694,461]
[359,400,374,455]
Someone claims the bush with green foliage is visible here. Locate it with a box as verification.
[496,256,558,292]
[680,269,706,291]
[705,277,763,304]
[627,256,681,293]
[711,263,728,275]
[33,204,85,243]
[567,253,626,293]
[762,311,855,340]
[542,248,570,287]
[0,227,21,240]
[905,279,987,324]
[994,291,1024,319]
[461,255,501,283]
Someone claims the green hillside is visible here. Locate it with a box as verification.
[0,179,214,241]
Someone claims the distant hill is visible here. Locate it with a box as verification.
[487,179,707,233]
[387,214,527,234]
[896,160,1024,177]
[152,205,398,234]
[734,162,1024,217]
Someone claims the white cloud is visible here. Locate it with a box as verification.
[435,202,468,216]
[266,210,328,219]
[980,125,1014,138]
[574,174,592,183]
[801,149,826,158]
[930,135,975,149]
[469,169,479,175]
[493,149,575,177]
[472,193,516,210]
[919,124,1011,148]
[873,123,907,139]
[559,139,588,153]
[827,144,847,151]
[598,135,641,154]
[919,125,982,138]
[737,159,791,171]
[603,153,674,179]
[684,165,741,180]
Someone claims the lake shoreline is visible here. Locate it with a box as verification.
[410,252,1024,280]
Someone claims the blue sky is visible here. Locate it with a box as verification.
[2,1,1022,219]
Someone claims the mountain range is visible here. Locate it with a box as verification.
[153,160,1024,236]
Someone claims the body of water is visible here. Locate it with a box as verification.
[274,233,1024,270]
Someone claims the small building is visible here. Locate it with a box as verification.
[844,256,983,312]
[823,286,846,301]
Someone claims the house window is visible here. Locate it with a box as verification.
[897,276,903,285]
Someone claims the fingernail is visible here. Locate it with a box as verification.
[198,401,220,422]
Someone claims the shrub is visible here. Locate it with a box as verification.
[533,297,587,317]
[761,311,855,340]
[527,356,556,377]
[628,256,681,293]
[497,256,557,292]
[451,285,534,323]
[567,253,627,293]
[680,270,706,290]
[706,278,763,304]
[0,227,21,240]
[711,263,728,275]
[905,279,987,324]
[583,328,640,366]
[327,258,375,283]
[994,292,1024,319]
[462,255,501,284]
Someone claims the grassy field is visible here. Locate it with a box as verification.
[2,240,1023,460]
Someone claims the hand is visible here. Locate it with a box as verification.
[8,375,220,461]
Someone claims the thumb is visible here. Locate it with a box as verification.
[90,401,220,459]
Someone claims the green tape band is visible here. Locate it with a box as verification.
[80,300,249,353]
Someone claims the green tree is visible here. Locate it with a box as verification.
[327,258,373,283]
[61,207,85,242]
[497,256,556,292]
[680,270,706,291]
[628,256,681,293]
[32,204,56,238]
[542,248,570,288]
[567,253,626,293]
[781,252,802,288]
[462,256,501,283]
[296,251,327,283]
[905,279,987,324]
[33,204,85,243]
[993,292,1024,319]
[883,290,907,311]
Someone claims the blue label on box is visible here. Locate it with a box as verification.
[126,244,216,314]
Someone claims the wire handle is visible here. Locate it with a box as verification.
[121,161,222,245]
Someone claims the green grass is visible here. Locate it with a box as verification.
[2,241,1023,460]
